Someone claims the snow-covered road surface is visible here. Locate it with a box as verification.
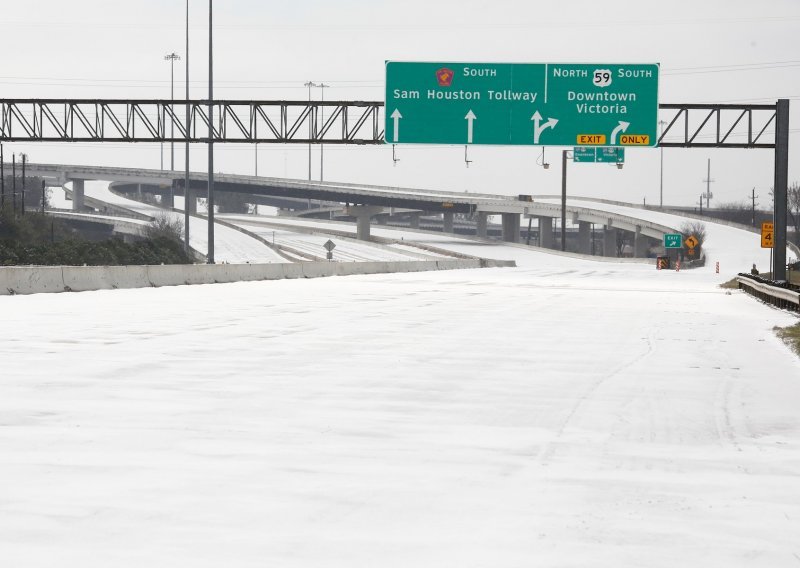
[79,181,284,263]
[2,253,799,567]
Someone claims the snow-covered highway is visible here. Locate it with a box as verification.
[2,200,800,566]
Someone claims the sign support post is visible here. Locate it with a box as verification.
[773,99,789,280]
[561,149,568,251]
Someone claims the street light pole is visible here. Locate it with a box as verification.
[184,0,190,252]
[318,82,328,181]
[207,0,215,264]
[658,119,666,208]
[0,143,4,212]
[303,81,318,180]
[561,149,569,251]
[164,52,181,171]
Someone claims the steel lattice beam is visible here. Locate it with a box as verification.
[0,99,779,149]
[657,103,777,148]
[0,99,384,144]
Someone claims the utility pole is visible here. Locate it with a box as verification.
[702,158,714,209]
[750,187,758,227]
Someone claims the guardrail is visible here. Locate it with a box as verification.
[736,273,800,312]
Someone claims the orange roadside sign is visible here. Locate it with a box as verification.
[761,221,774,248]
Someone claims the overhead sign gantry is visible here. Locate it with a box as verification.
[385,61,659,146]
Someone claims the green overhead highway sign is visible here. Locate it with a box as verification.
[597,147,625,163]
[572,147,625,163]
[573,147,597,162]
[385,61,659,147]
[664,234,683,249]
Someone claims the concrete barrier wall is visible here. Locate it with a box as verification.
[0,258,515,296]
[1,266,65,294]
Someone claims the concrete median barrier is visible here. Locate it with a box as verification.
[0,257,515,296]
[0,266,65,295]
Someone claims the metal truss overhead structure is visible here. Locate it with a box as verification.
[0,99,384,144]
[657,103,778,148]
[0,99,779,149]
[0,98,788,279]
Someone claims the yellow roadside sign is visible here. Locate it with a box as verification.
[685,235,699,249]
[761,221,774,248]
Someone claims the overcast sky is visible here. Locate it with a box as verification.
[2,0,799,208]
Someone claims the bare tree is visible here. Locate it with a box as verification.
[716,200,751,225]
[142,213,184,243]
[788,182,800,246]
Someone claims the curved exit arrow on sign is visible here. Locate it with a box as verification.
[610,121,630,145]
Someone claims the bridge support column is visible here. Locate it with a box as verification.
[346,205,385,241]
[578,221,592,255]
[603,227,618,257]
[408,213,420,229]
[70,179,85,211]
[476,212,488,238]
[501,213,520,243]
[634,226,648,258]
[443,211,454,233]
[162,184,175,209]
[538,216,554,248]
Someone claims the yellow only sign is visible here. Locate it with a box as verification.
[620,134,650,145]
[685,235,699,249]
[761,221,774,248]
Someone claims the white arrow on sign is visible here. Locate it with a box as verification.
[610,121,630,145]
[465,110,476,144]
[531,111,558,144]
[390,109,402,143]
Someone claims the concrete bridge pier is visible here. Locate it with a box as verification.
[476,212,489,238]
[538,216,554,248]
[634,226,649,258]
[162,185,175,209]
[578,221,592,255]
[70,178,85,211]
[346,205,385,240]
[501,213,520,243]
[443,211,455,234]
[408,213,421,229]
[603,226,618,257]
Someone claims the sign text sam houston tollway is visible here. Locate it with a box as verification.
[385,62,659,147]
